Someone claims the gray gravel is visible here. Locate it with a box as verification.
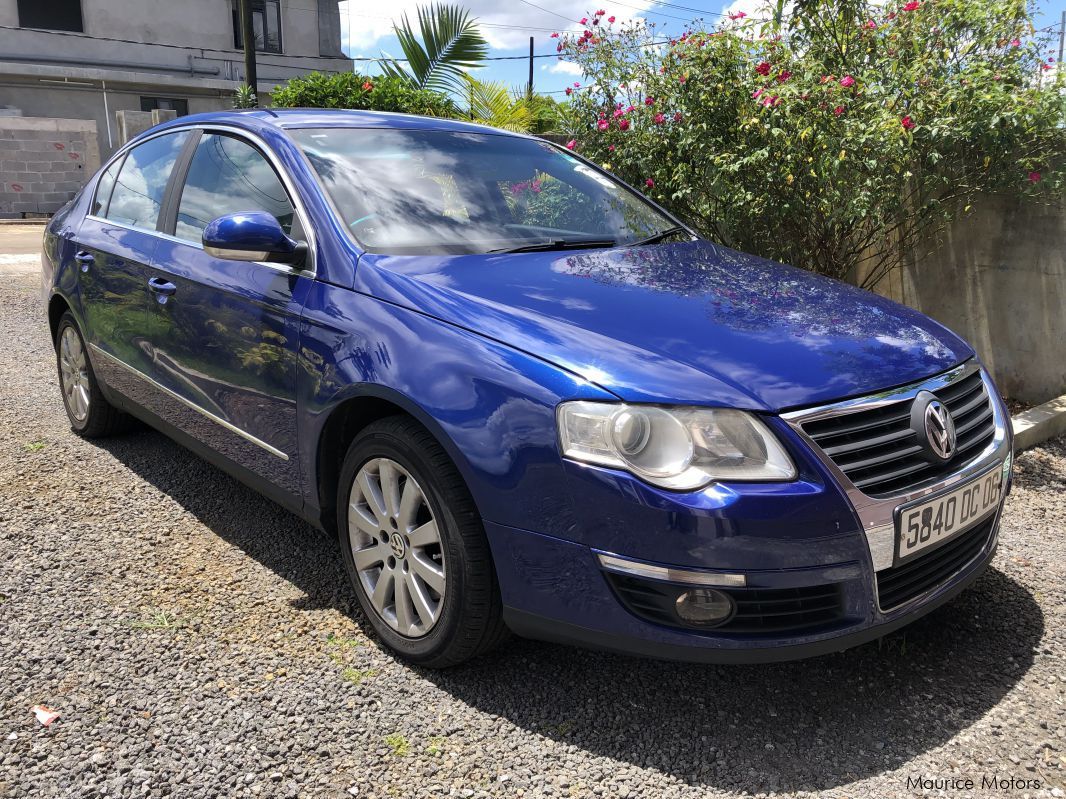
[0,268,1063,799]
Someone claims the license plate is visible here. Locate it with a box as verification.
[895,466,1003,564]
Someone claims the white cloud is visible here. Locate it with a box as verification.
[338,0,658,53]
[548,60,583,76]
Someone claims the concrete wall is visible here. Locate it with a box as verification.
[867,196,1066,406]
[0,116,100,216]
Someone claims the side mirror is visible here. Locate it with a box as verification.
[202,212,306,267]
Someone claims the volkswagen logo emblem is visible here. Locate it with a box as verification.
[923,399,957,461]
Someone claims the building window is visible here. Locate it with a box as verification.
[17,0,83,31]
[233,0,283,54]
[140,97,189,117]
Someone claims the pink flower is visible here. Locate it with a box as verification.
[833,105,845,116]
[618,118,630,131]
[597,119,610,131]
[565,139,577,150]
[550,32,559,38]
[755,61,772,76]
[903,1,919,10]
[361,80,374,91]
[645,96,655,105]
[1028,171,1041,182]
[679,74,687,83]
[565,87,572,95]
[574,82,581,88]
[820,74,832,84]
[645,178,655,187]
[753,88,763,99]
[579,16,588,24]
[613,108,624,118]
[839,75,855,87]
[1009,38,1020,47]
[777,70,792,82]
[608,15,615,22]
[596,8,606,15]
[900,115,915,130]
[864,19,876,29]
[729,10,747,19]
[887,12,897,20]
[582,29,593,40]
[673,111,682,122]
[608,144,615,151]
[654,112,666,124]
[1041,62,1052,70]
[531,178,542,193]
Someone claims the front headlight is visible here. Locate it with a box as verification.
[557,401,797,490]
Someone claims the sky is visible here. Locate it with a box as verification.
[336,0,1066,99]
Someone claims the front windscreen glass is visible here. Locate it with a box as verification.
[289,128,679,255]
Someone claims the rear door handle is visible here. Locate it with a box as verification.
[74,251,94,272]
[147,277,177,302]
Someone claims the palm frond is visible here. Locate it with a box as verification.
[465,76,534,133]
[383,4,488,94]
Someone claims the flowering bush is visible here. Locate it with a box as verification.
[558,1,1065,285]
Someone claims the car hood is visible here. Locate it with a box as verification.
[353,240,972,411]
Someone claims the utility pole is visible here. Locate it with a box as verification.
[239,0,258,106]
[527,37,534,100]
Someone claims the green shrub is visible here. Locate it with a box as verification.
[270,72,457,117]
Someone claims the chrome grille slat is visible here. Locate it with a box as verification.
[794,366,997,498]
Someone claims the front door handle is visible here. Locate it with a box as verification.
[74,251,94,272]
[147,277,177,303]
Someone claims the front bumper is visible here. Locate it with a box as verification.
[490,511,1000,663]
[491,360,1011,662]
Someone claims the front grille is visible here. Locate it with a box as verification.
[605,572,847,635]
[876,514,996,611]
[800,369,996,497]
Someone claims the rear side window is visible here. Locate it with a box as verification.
[92,158,122,217]
[174,133,295,243]
[106,131,189,230]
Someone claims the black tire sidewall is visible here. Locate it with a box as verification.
[55,313,97,434]
[336,421,477,662]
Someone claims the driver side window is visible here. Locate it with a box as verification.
[174,132,295,243]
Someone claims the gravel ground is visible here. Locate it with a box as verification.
[0,268,1063,799]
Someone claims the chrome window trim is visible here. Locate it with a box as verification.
[85,123,316,278]
[596,552,747,587]
[782,359,1010,571]
[88,344,290,461]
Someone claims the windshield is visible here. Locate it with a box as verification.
[289,128,681,255]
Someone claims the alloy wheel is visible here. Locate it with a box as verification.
[59,326,91,423]
[347,457,446,638]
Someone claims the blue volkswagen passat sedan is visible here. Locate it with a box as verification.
[42,110,1013,666]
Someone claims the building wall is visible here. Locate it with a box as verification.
[0,116,100,215]
[0,0,350,162]
[864,196,1066,406]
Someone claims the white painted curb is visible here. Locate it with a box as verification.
[1012,394,1066,452]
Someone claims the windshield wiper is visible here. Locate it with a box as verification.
[628,226,689,247]
[488,238,616,254]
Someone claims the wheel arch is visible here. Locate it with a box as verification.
[312,384,481,534]
[47,292,74,344]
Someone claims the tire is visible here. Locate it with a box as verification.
[336,415,507,667]
[54,312,130,437]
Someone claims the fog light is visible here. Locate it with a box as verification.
[674,588,735,627]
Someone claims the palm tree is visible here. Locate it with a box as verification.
[380,4,489,95]
[463,77,533,132]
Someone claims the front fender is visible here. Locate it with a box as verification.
[297,283,616,536]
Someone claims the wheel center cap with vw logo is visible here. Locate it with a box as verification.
[389,532,407,559]
[911,391,957,461]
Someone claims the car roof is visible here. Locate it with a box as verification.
[159,108,530,137]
